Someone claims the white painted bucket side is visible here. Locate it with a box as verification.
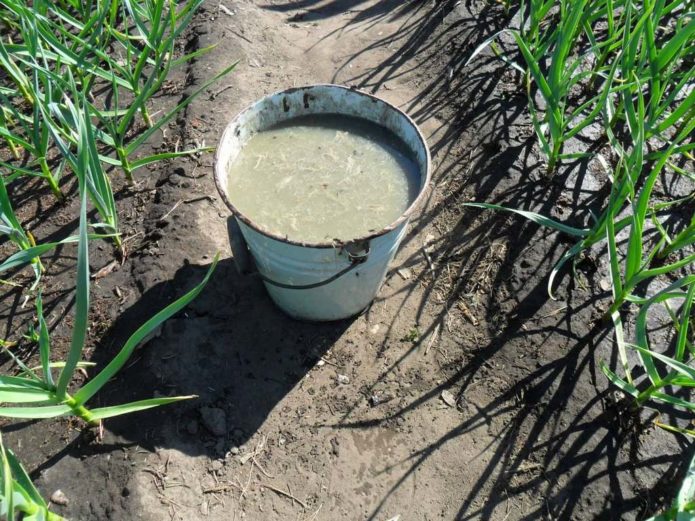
[237,219,408,320]
[215,85,431,321]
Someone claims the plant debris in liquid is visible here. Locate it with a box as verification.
[227,114,420,243]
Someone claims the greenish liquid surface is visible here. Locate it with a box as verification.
[227,115,420,243]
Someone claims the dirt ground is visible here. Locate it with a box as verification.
[1,1,690,520]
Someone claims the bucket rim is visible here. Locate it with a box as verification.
[214,83,432,249]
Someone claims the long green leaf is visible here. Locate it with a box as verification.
[630,344,695,382]
[0,405,72,419]
[74,254,219,404]
[35,292,53,386]
[462,202,589,237]
[600,362,639,397]
[5,448,48,509]
[0,387,53,403]
[89,395,197,420]
[0,234,110,274]
[0,376,47,390]
[675,284,695,362]
[129,147,215,170]
[55,154,89,399]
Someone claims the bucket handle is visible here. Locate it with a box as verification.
[227,217,370,290]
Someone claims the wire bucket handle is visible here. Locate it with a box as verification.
[227,217,370,290]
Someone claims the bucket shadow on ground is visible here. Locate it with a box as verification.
[86,257,353,458]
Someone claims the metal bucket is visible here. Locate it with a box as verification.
[214,84,431,321]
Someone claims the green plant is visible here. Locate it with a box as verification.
[0,0,235,273]
[1,0,128,99]
[0,433,64,521]
[402,327,420,343]
[462,0,695,430]
[601,275,695,420]
[583,0,628,90]
[96,61,235,183]
[468,0,621,173]
[0,0,232,513]
[0,0,233,201]
[0,77,63,200]
[468,0,694,174]
[0,172,218,424]
[89,0,229,181]
[109,0,205,127]
[462,140,694,421]
[0,29,34,106]
[602,127,695,318]
[0,176,43,284]
[518,0,554,52]
[646,450,695,520]
[43,81,122,246]
[516,0,610,173]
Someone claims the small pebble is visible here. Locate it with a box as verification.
[397,268,412,280]
[51,490,69,506]
[441,390,457,408]
[370,392,394,406]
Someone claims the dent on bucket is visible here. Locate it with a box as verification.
[215,85,431,321]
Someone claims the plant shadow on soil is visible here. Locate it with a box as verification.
[261,1,693,519]
[83,256,353,458]
[1,1,688,518]
[340,295,694,519]
[0,177,172,364]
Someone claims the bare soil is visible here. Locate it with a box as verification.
[1,1,690,520]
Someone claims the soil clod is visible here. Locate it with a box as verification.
[199,407,227,436]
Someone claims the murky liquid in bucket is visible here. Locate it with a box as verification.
[226,114,420,243]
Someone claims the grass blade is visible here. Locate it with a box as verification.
[0,405,72,419]
[600,362,639,397]
[0,235,109,275]
[462,202,589,237]
[35,292,53,386]
[55,154,89,400]
[74,254,219,405]
[89,395,198,420]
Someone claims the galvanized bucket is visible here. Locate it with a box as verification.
[214,84,431,321]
